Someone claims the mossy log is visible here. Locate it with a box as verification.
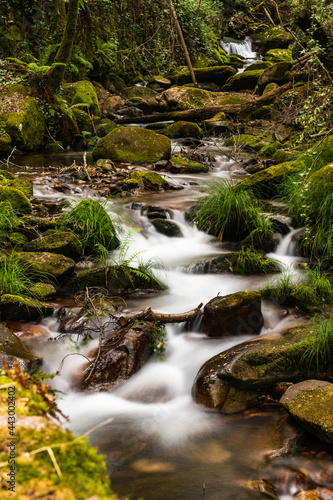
[116,82,292,124]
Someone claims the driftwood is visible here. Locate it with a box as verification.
[116,81,293,124]
[118,302,203,327]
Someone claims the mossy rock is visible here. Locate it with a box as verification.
[264,48,293,62]
[307,161,333,193]
[158,86,211,111]
[71,108,93,133]
[253,26,293,52]
[92,126,171,163]
[0,185,32,213]
[0,294,52,321]
[235,159,304,197]
[226,134,267,152]
[213,93,252,106]
[240,228,278,253]
[23,231,83,261]
[0,132,11,154]
[30,282,57,300]
[18,251,75,281]
[170,157,209,173]
[0,169,15,180]
[96,118,117,137]
[66,80,101,117]
[273,149,296,164]
[0,176,33,197]
[61,265,165,296]
[261,284,328,313]
[8,231,28,247]
[101,71,126,91]
[148,75,172,89]
[263,82,279,95]
[244,61,273,72]
[121,86,157,99]
[248,104,274,120]
[5,96,45,151]
[161,121,203,139]
[0,374,113,499]
[222,70,264,92]
[259,141,282,156]
[202,250,279,275]
[151,218,183,237]
[281,381,333,444]
[131,170,169,190]
[202,291,263,338]
[258,62,293,89]
[170,65,236,86]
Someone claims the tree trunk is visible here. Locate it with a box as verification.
[116,81,293,124]
[54,0,66,30]
[118,303,203,327]
[48,0,80,90]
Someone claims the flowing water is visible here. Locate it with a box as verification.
[17,140,324,499]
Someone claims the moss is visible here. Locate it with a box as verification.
[0,185,32,213]
[151,218,183,237]
[240,228,277,252]
[0,374,113,500]
[162,86,211,110]
[131,170,169,190]
[259,141,282,156]
[263,82,279,95]
[209,250,279,275]
[71,108,93,133]
[92,126,171,163]
[226,134,267,152]
[0,294,49,321]
[258,62,293,88]
[66,80,101,117]
[121,86,157,99]
[0,132,11,154]
[264,48,292,62]
[97,118,117,137]
[18,252,75,281]
[213,93,251,105]
[23,231,83,261]
[9,231,28,247]
[254,26,293,51]
[0,176,33,197]
[222,70,264,92]
[171,65,236,86]
[161,121,203,139]
[30,282,57,300]
[170,157,208,173]
[5,96,45,151]
[272,149,295,163]
[244,61,272,72]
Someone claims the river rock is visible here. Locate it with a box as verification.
[258,62,292,89]
[18,251,75,281]
[253,26,293,53]
[281,380,333,444]
[130,170,169,190]
[102,95,125,115]
[0,185,32,212]
[170,65,236,86]
[61,264,165,295]
[23,231,83,260]
[157,86,211,111]
[161,121,203,139]
[0,294,53,322]
[195,251,279,275]
[92,127,171,163]
[222,69,264,92]
[121,86,157,99]
[202,291,264,337]
[66,80,101,117]
[151,218,183,238]
[73,321,154,392]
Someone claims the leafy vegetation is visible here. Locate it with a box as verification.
[300,315,333,371]
[233,247,278,274]
[0,201,19,239]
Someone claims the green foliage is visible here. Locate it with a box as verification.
[0,252,51,298]
[0,201,19,239]
[150,321,167,361]
[233,247,278,274]
[194,178,272,241]
[61,198,120,256]
[300,315,333,371]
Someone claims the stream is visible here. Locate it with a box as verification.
[11,40,333,500]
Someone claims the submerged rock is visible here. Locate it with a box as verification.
[74,321,154,392]
[202,291,264,337]
[92,126,171,163]
[281,380,333,444]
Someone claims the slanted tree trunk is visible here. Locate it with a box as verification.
[48,0,80,90]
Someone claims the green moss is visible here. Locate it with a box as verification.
[244,61,273,72]
[213,94,252,105]
[171,157,208,173]
[240,228,276,252]
[6,96,45,151]
[23,231,83,261]
[0,132,11,154]
[0,176,33,197]
[209,250,279,274]
[0,185,32,213]
[258,62,293,88]
[222,70,264,91]
[30,282,56,300]
[0,293,48,320]
[92,126,171,163]
[121,86,157,99]
[264,49,293,62]
[259,141,282,156]
[171,65,236,86]
[97,118,117,137]
[18,252,75,281]
[163,87,211,110]
[272,149,296,163]
[67,80,101,117]
[254,26,293,51]
[131,170,169,190]
[9,231,28,247]
[226,134,267,152]
[161,121,203,139]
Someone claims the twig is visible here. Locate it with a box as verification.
[6,146,16,167]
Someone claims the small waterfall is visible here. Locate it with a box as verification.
[220,36,257,59]
[275,227,303,257]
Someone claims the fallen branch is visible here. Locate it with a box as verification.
[116,82,293,124]
[118,302,203,327]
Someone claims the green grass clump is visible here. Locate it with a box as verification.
[61,198,120,256]
[300,316,333,371]
[194,178,272,241]
[233,247,278,274]
[0,252,50,298]
[0,201,19,239]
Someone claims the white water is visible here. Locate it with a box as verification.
[30,151,307,499]
[221,36,257,59]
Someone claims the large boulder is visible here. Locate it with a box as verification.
[73,321,154,392]
[258,62,293,89]
[202,291,264,337]
[23,231,83,261]
[0,185,32,212]
[157,87,212,111]
[121,86,157,99]
[18,252,75,281]
[0,171,33,198]
[0,294,53,322]
[222,70,264,92]
[281,380,333,444]
[161,121,203,139]
[66,80,101,117]
[170,65,236,86]
[92,126,171,163]
[253,26,294,53]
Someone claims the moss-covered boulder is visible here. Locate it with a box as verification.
[0,371,114,499]
[131,170,169,190]
[244,61,273,72]
[18,252,75,281]
[264,49,293,62]
[240,228,278,253]
[0,185,32,212]
[202,291,263,338]
[102,95,125,115]
[151,218,183,237]
[222,70,264,92]
[161,121,203,139]
[96,118,117,137]
[0,294,53,322]
[307,162,333,193]
[226,134,267,152]
[253,26,293,52]
[170,65,236,86]
[258,62,293,89]
[167,157,209,173]
[0,175,33,198]
[272,149,296,164]
[92,126,171,163]
[61,265,165,296]
[157,86,212,111]
[192,323,333,410]
[121,86,157,99]
[66,80,101,117]
[281,380,333,444]
[0,132,11,154]
[197,250,279,275]
[23,231,83,260]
